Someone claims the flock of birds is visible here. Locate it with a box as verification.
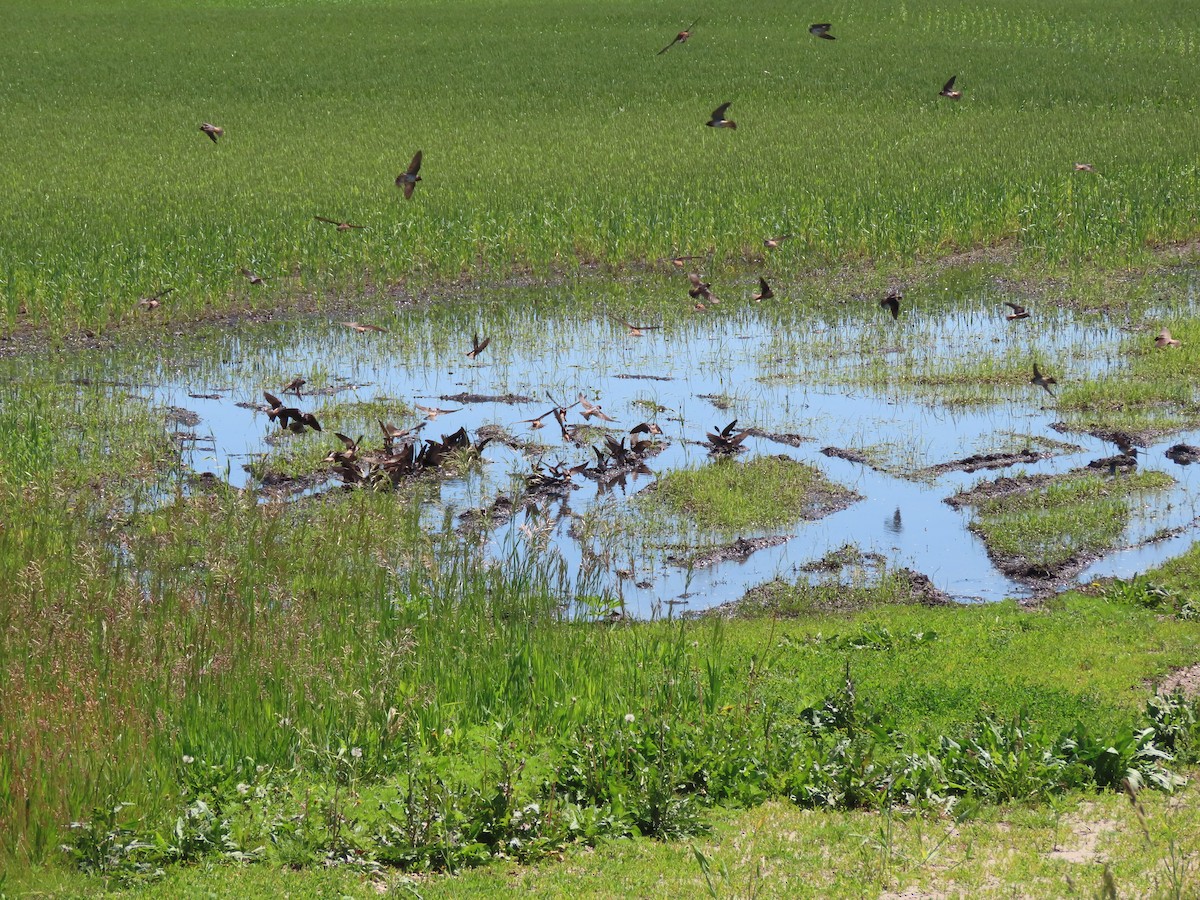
[165,19,1193,502]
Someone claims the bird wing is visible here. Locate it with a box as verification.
[1005,302,1026,313]
[711,102,732,120]
[658,35,681,54]
[263,391,282,407]
[335,432,356,450]
[314,216,338,225]
[942,76,957,93]
[407,150,423,176]
[758,277,772,295]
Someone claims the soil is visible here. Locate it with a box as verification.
[667,535,792,569]
[819,445,871,465]
[747,428,811,448]
[921,447,1063,477]
[438,391,536,404]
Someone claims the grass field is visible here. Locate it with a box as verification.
[1,0,1199,328]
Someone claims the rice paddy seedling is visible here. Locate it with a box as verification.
[1,0,1199,329]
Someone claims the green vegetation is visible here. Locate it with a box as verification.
[647,455,852,531]
[960,470,1173,575]
[2,0,1200,329]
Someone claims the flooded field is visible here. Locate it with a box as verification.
[46,267,1198,616]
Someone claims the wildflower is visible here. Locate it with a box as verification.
[236,782,250,795]
[350,747,362,759]
[624,713,635,724]
[182,755,194,764]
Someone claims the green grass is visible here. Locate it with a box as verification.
[646,455,853,531]
[962,470,1173,574]
[2,0,1199,329]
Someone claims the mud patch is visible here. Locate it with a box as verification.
[1044,808,1117,865]
[820,445,871,465]
[438,391,536,405]
[945,474,1056,509]
[1159,663,1200,700]
[921,447,1059,477]
[164,406,201,428]
[614,373,673,382]
[1166,443,1200,466]
[667,535,792,569]
[747,428,811,448]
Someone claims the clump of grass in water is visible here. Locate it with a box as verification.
[965,471,1173,575]
[647,455,853,532]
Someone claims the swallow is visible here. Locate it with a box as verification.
[339,321,388,333]
[282,377,306,396]
[137,287,173,310]
[415,403,461,420]
[1004,302,1030,321]
[1031,362,1057,396]
[658,20,697,55]
[578,394,617,422]
[706,102,736,129]
[939,76,962,100]
[1155,328,1182,348]
[763,235,791,249]
[262,391,287,421]
[1073,163,1096,172]
[809,23,835,40]
[465,333,491,359]
[287,412,322,434]
[379,419,425,449]
[1113,433,1140,459]
[669,254,705,268]
[753,277,774,302]
[325,433,363,464]
[630,422,663,436]
[688,273,719,304]
[706,419,751,453]
[879,291,902,320]
[241,268,265,285]
[614,318,661,337]
[199,123,223,143]
[396,150,423,199]
[314,216,365,231]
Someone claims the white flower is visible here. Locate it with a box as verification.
[624,713,635,724]
[443,728,453,738]
[350,747,362,759]
[182,755,194,764]
[236,782,250,795]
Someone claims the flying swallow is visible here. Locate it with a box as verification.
[1155,328,1182,348]
[415,403,462,420]
[241,268,265,285]
[282,377,306,396]
[396,150,423,199]
[939,76,962,100]
[1004,302,1030,321]
[614,318,661,337]
[466,333,491,359]
[879,291,902,320]
[199,123,223,143]
[339,321,388,333]
[658,20,697,55]
[314,216,365,231]
[763,234,792,249]
[753,277,774,302]
[688,273,719,304]
[138,287,173,309]
[809,23,835,40]
[1031,362,1057,396]
[706,102,736,129]
[1074,163,1096,172]
[578,394,617,422]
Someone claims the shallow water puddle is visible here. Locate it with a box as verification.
[114,277,1200,613]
